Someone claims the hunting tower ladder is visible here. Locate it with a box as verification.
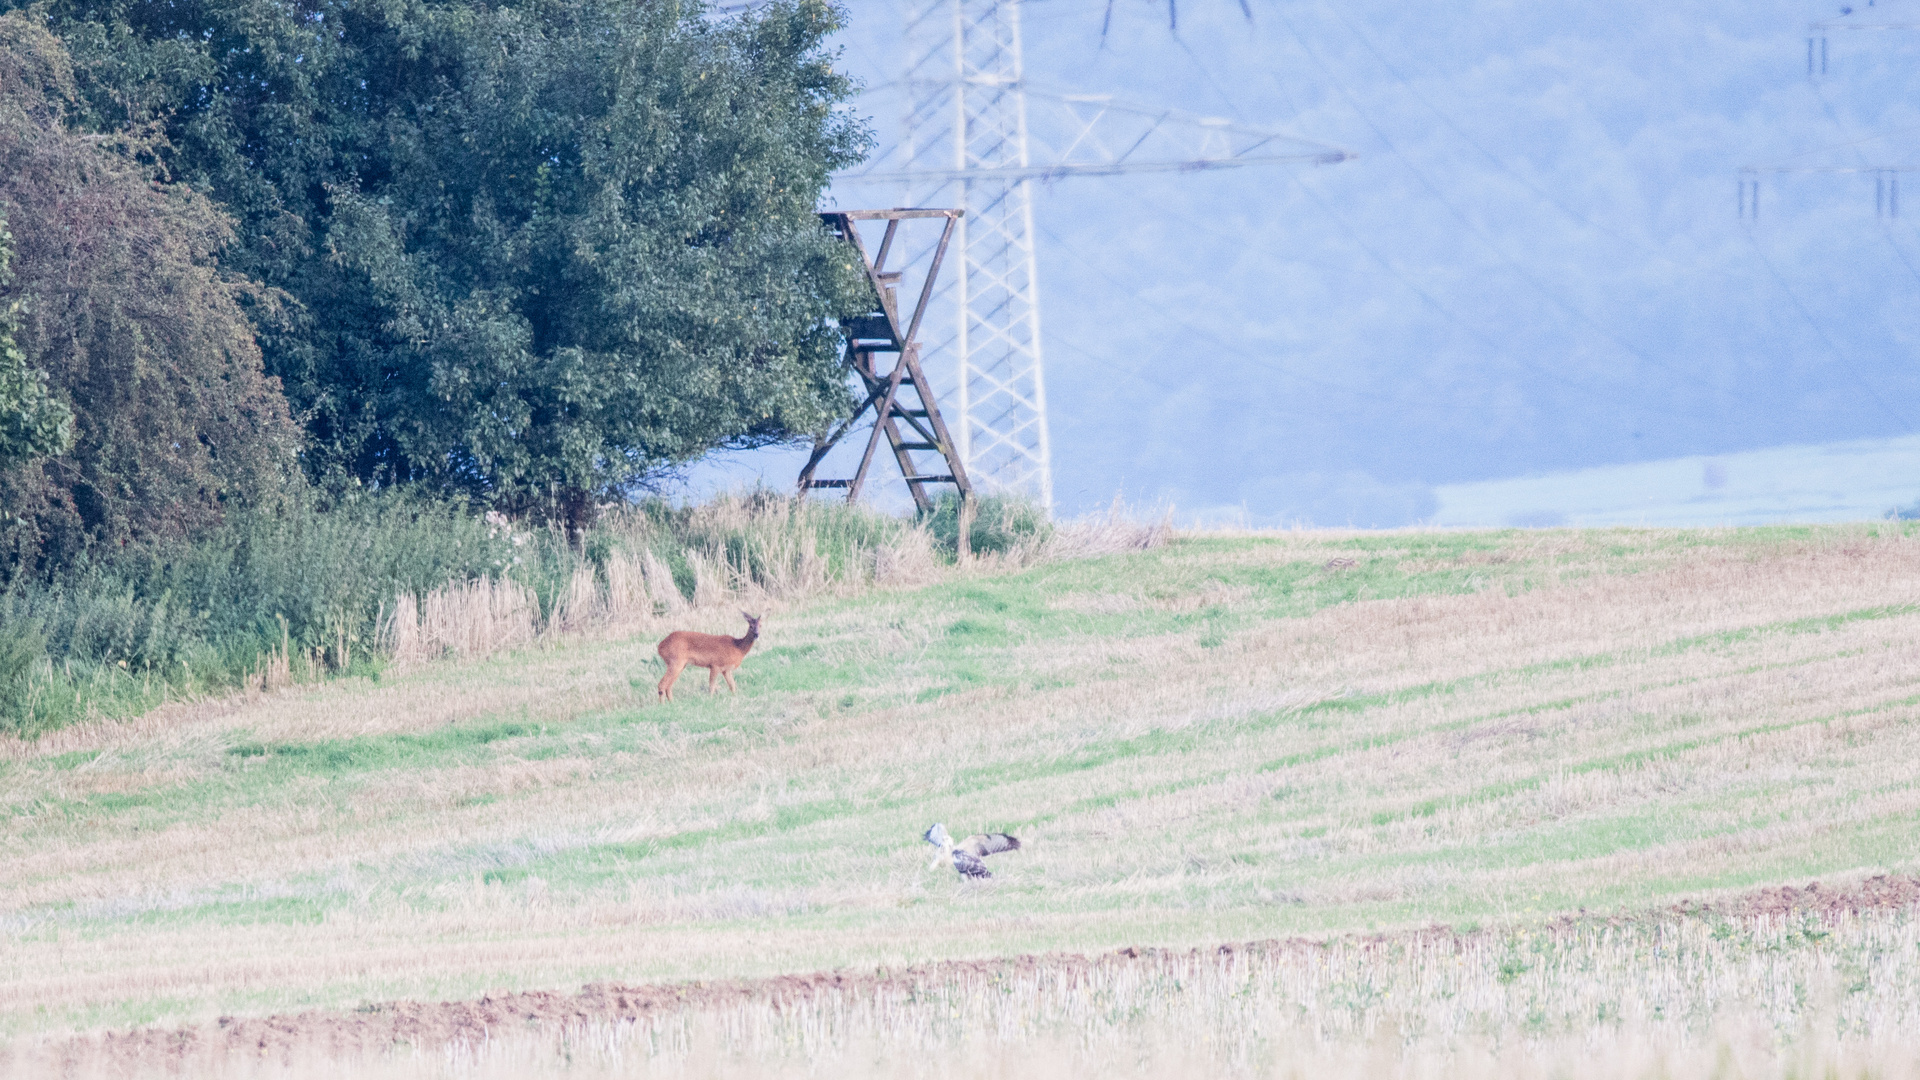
[799,209,975,514]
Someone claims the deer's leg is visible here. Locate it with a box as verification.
[707,665,720,694]
[723,667,739,695]
[658,659,686,701]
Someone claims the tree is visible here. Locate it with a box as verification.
[0,216,72,472]
[0,14,298,579]
[27,0,874,533]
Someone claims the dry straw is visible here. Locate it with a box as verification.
[1044,495,1174,559]
[384,576,540,664]
[641,548,689,613]
[22,903,1920,1079]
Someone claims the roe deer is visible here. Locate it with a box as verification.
[656,612,761,701]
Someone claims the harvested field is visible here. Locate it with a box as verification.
[3,524,1920,1075]
[21,875,1920,1077]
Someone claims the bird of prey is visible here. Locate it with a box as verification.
[923,823,1021,879]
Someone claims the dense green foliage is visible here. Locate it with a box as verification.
[0,493,507,733]
[21,0,872,527]
[0,2,913,736]
[0,15,301,579]
[0,217,72,471]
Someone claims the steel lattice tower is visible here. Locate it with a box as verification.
[831,1,1351,510]
[901,1,1053,507]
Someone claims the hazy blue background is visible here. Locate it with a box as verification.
[690,0,1920,525]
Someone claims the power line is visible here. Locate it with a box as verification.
[1802,80,1920,294]
[1036,170,1752,427]
[1737,74,1915,432]
[1319,4,1685,267]
[1754,121,1920,166]
[1174,11,1809,427]
[1030,213,1490,413]
[1279,169,1722,414]
[840,0,1354,510]
[1739,228,1911,431]
[1268,4,1765,408]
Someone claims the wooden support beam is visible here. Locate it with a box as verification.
[799,209,975,515]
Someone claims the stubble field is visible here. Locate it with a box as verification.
[5,523,1920,1076]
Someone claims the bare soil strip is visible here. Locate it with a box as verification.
[38,874,1920,1073]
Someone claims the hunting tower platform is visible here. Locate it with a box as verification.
[799,209,974,513]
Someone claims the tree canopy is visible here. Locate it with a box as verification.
[21,0,873,531]
[0,15,297,578]
[0,26,74,476]
[0,218,72,474]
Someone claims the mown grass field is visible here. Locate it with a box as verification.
[5,524,1920,1068]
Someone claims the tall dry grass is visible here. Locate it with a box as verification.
[388,1028,1920,1080]
[383,578,542,663]
[372,493,957,668]
[378,492,1161,668]
[1045,495,1174,558]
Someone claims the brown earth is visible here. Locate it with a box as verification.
[1690,874,1920,919]
[33,874,1920,1075]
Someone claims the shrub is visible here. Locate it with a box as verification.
[919,494,1054,558]
[0,491,510,735]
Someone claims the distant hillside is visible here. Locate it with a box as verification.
[1433,433,1920,527]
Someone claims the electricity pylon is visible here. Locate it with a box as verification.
[833,0,1351,509]
[898,0,1052,506]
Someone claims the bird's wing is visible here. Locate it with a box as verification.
[951,850,993,879]
[959,832,1021,857]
